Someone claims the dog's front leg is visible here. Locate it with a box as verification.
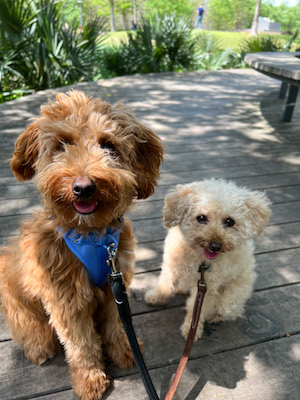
[144,263,175,306]
[43,297,110,400]
[97,287,136,370]
[180,287,216,341]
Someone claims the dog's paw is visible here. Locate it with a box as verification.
[24,341,59,365]
[144,288,168,306]
[180,320,203,342]
[72,368,110,400]
[25,348,54,365]
[206,313,223,324]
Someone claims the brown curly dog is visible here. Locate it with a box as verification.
[0,91,163,400]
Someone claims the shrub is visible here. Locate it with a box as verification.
[238,33,300,64]
[239,35,283,55]
[194,32,246,70]
[99,15,198,77]
[0,0,106,102]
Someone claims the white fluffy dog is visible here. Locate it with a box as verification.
[145,179,271,341]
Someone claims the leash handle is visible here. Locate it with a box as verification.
[164,263,208,400]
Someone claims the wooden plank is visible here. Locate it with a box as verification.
[1,245,299,340]
[0,285,299,399]
[161,154,300,175]
[2,335,299,400]
[121,285,300,370]
[129,198,300,223]
[0,317,10,342]
[163,140,300,155]
[147,172,300,202]
[130,246,300,314]
[0,68,299,400]
[0,182,38,200]
[0,198,40,217]
[104,334,300,400]
[0,343,71,400]
[245,51,300,81]
[158,163,300,187]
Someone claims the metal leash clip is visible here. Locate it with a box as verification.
[198,261,211,287]
[106,242,118,275]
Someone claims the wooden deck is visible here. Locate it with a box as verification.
[1,69,300,400]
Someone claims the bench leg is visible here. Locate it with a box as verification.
[281,84,299,122]
[279,82,288,99]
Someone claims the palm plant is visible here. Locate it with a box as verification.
[193,32,246,70]
[239,35,283,55]
[100,15,198,77]
[0,0,106,102]
[152,15,198,72]
[238,33,300,65]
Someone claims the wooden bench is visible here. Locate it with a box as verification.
[245,51,300,121]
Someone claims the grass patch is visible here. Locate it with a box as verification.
[104,31,130,45]
[105,29,298,51]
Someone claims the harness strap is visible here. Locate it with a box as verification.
[61,226,122,288]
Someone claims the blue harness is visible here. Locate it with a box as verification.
[61,227,122,288]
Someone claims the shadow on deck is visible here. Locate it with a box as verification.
[0,69,300,400]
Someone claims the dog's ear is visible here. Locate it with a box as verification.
[10,122,40,181]
[110,102,163,199]
[244,190,271,237]
[133,124,164,199]
[164,185,195,228]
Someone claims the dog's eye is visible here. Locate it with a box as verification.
[55,139,71,152]
[55,142,66,152]
[100,140,116,155]
[197,215,208,224]
[224,217,235,228]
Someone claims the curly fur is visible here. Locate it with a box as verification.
[145,179,271,341]
[0,90,163,400]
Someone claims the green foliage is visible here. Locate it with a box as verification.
[194,32,246,70]
[239,34,285,55]
[238,33,300,63]
[0,0,106,102]
[143,0,194,20]
[207,0,256,31]
[100,15,198,77]
[282,29,300,51]
[261,2,300,34]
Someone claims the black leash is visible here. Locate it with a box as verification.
[106,243,209,400]
[106,244,159,400]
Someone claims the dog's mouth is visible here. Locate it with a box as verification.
[204,248,219,260]
[73,200,98,214]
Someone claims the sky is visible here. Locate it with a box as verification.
[272,0,298,5]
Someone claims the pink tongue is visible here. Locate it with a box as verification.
[73,200,97,214]
[204,249,219,260]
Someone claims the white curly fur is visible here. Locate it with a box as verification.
[145,179,271,341]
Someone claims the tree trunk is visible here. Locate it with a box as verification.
[133,0,137,25]
[122,12,129,31]
[109,0,116,32]
[250,0,261,36]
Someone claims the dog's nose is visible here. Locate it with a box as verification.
[72,177,96,199]
[209,242,222,252]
